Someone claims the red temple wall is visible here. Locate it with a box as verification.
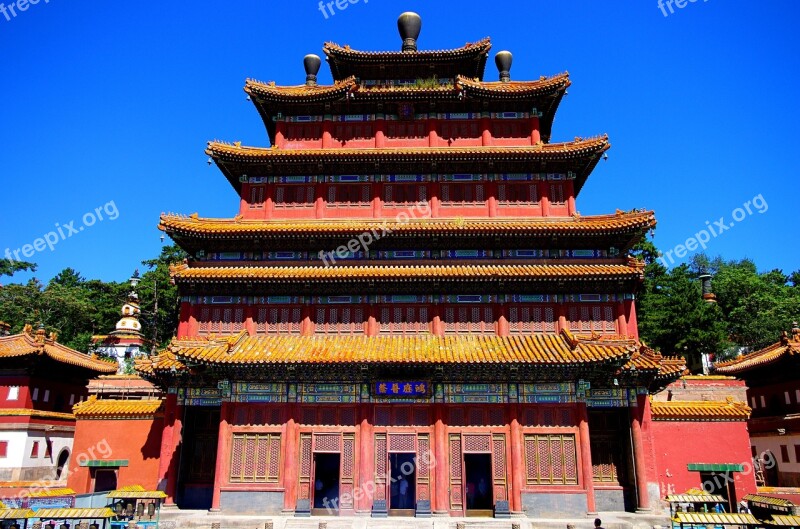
[68,416,164,494]
[0,376,89,413]
[650,419,756,503]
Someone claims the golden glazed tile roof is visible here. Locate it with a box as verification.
[768,515,800,526]
[455,73,571,98]
[650,398,751,421]
[673,513,760,526]
[245,76,358,102]
[159,211,656,239]
[28,488,76,498]
[323,38,493,62]
[34,508,114,520]
[72,396,163,419]
[0,509,34,520]
[744,494,796,508]
[0,326,118,374]
[205,135,611,163]
[714,333,800,375]
[169,262,644,285]
[146,330,638,367]
[106,485,167,499]
[0,408,75,421]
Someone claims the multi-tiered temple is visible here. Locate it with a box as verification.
[139,13,685,517]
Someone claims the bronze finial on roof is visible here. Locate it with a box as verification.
[398,12,422,52]
[304,54,322,86]
[495,51,512,82]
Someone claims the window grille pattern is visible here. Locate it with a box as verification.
[441,183,485,204]
[567,305,617,334]
[443,305,494,334]
[314,306,365,334]
[197,306,244,335]
[229,433,281,483]
[523,434,579,485]
[378,305,430,334]
[498,183,539,204]
[508,305,557,333]
[255,306,302,334]
[274,185,315,206]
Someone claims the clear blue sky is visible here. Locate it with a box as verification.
[1,0,798,284]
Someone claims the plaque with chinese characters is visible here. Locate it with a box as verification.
[373,381,430,398]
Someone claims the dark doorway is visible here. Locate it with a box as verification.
[177,407,219,510]
[312,453,341,515]
[389,453,416,515]
[55,450,70,480]
[699,471,735,512]
[93,469,117,493]
[464,453,492,515]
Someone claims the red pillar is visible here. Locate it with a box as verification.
[630,400,651,512]
[283,408,299,513]
[187,304,199,338]
[433,404,449,514]
[358,405,374,513]
[625,300,639,339]
[616,301,628,337]
[375,117,386,148]
[481,116,492,146]
[540,182,550,217]
[578,403,597,514]
[566,181,577,216]
[244,306,256,336]
[530,116,541,145]
[322,119,332,149]
[497,303,509,337]
[158,394,183,506]
[177,302,191,338]
[210,401,232,511]
[509,405,524,514]
[487,182,497,218]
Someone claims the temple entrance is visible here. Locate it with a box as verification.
[177,407,219,510]
[389,453,416,516]
[464,453,493,516]
[312,453,341,515]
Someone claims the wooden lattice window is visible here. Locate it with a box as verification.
[508,305,557,333]
[498,183,539,205]
[568,305,616,334]
[327,184,371,207]
[229,433,282,483]
[441,183,485,205]
[523,434,578,485]
[549,183,566,204]
[442,305,494,334]
[255,306,302,335]
[377,305,430,334]
[285,123,320,141]
[440,121,480,140]
[314,306,365,335]
[274,185,315,207]
[249,186,265,209]
[198,306,244,335]
[386,121,426,139]
[383,183,427,205]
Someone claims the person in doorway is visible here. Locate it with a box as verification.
[398,474,409,509]
[594,518,605,529]
[738,500,750,514]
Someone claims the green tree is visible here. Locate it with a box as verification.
[138,244,187,349]
[0,259,36,277]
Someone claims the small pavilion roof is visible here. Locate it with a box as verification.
[650,398,752,421]
[106,485,167,499]
[713,329,800,375]
[0,325,118,374]
[0,408,75,421]
[322,38,492,81]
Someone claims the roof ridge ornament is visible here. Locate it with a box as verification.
[304,54,322,86]
[495,51,512,82]
[792,321,799,342]
[398,12,422,53]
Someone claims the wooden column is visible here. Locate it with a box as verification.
[509,405,524,514]
[244,306,256,336]
[358,405,374,513]
[375,116,386,148]
[481,115,492,146]
[566,181,577,216]
[578,403,597,514]
[210,401,232,511]
[322,118,332,149]
[283,408,299,513]
[616,302,628,337]
[530,116,541,145]
[433,404,449,514]
[177,302,191,338]
[630,401,650,512]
